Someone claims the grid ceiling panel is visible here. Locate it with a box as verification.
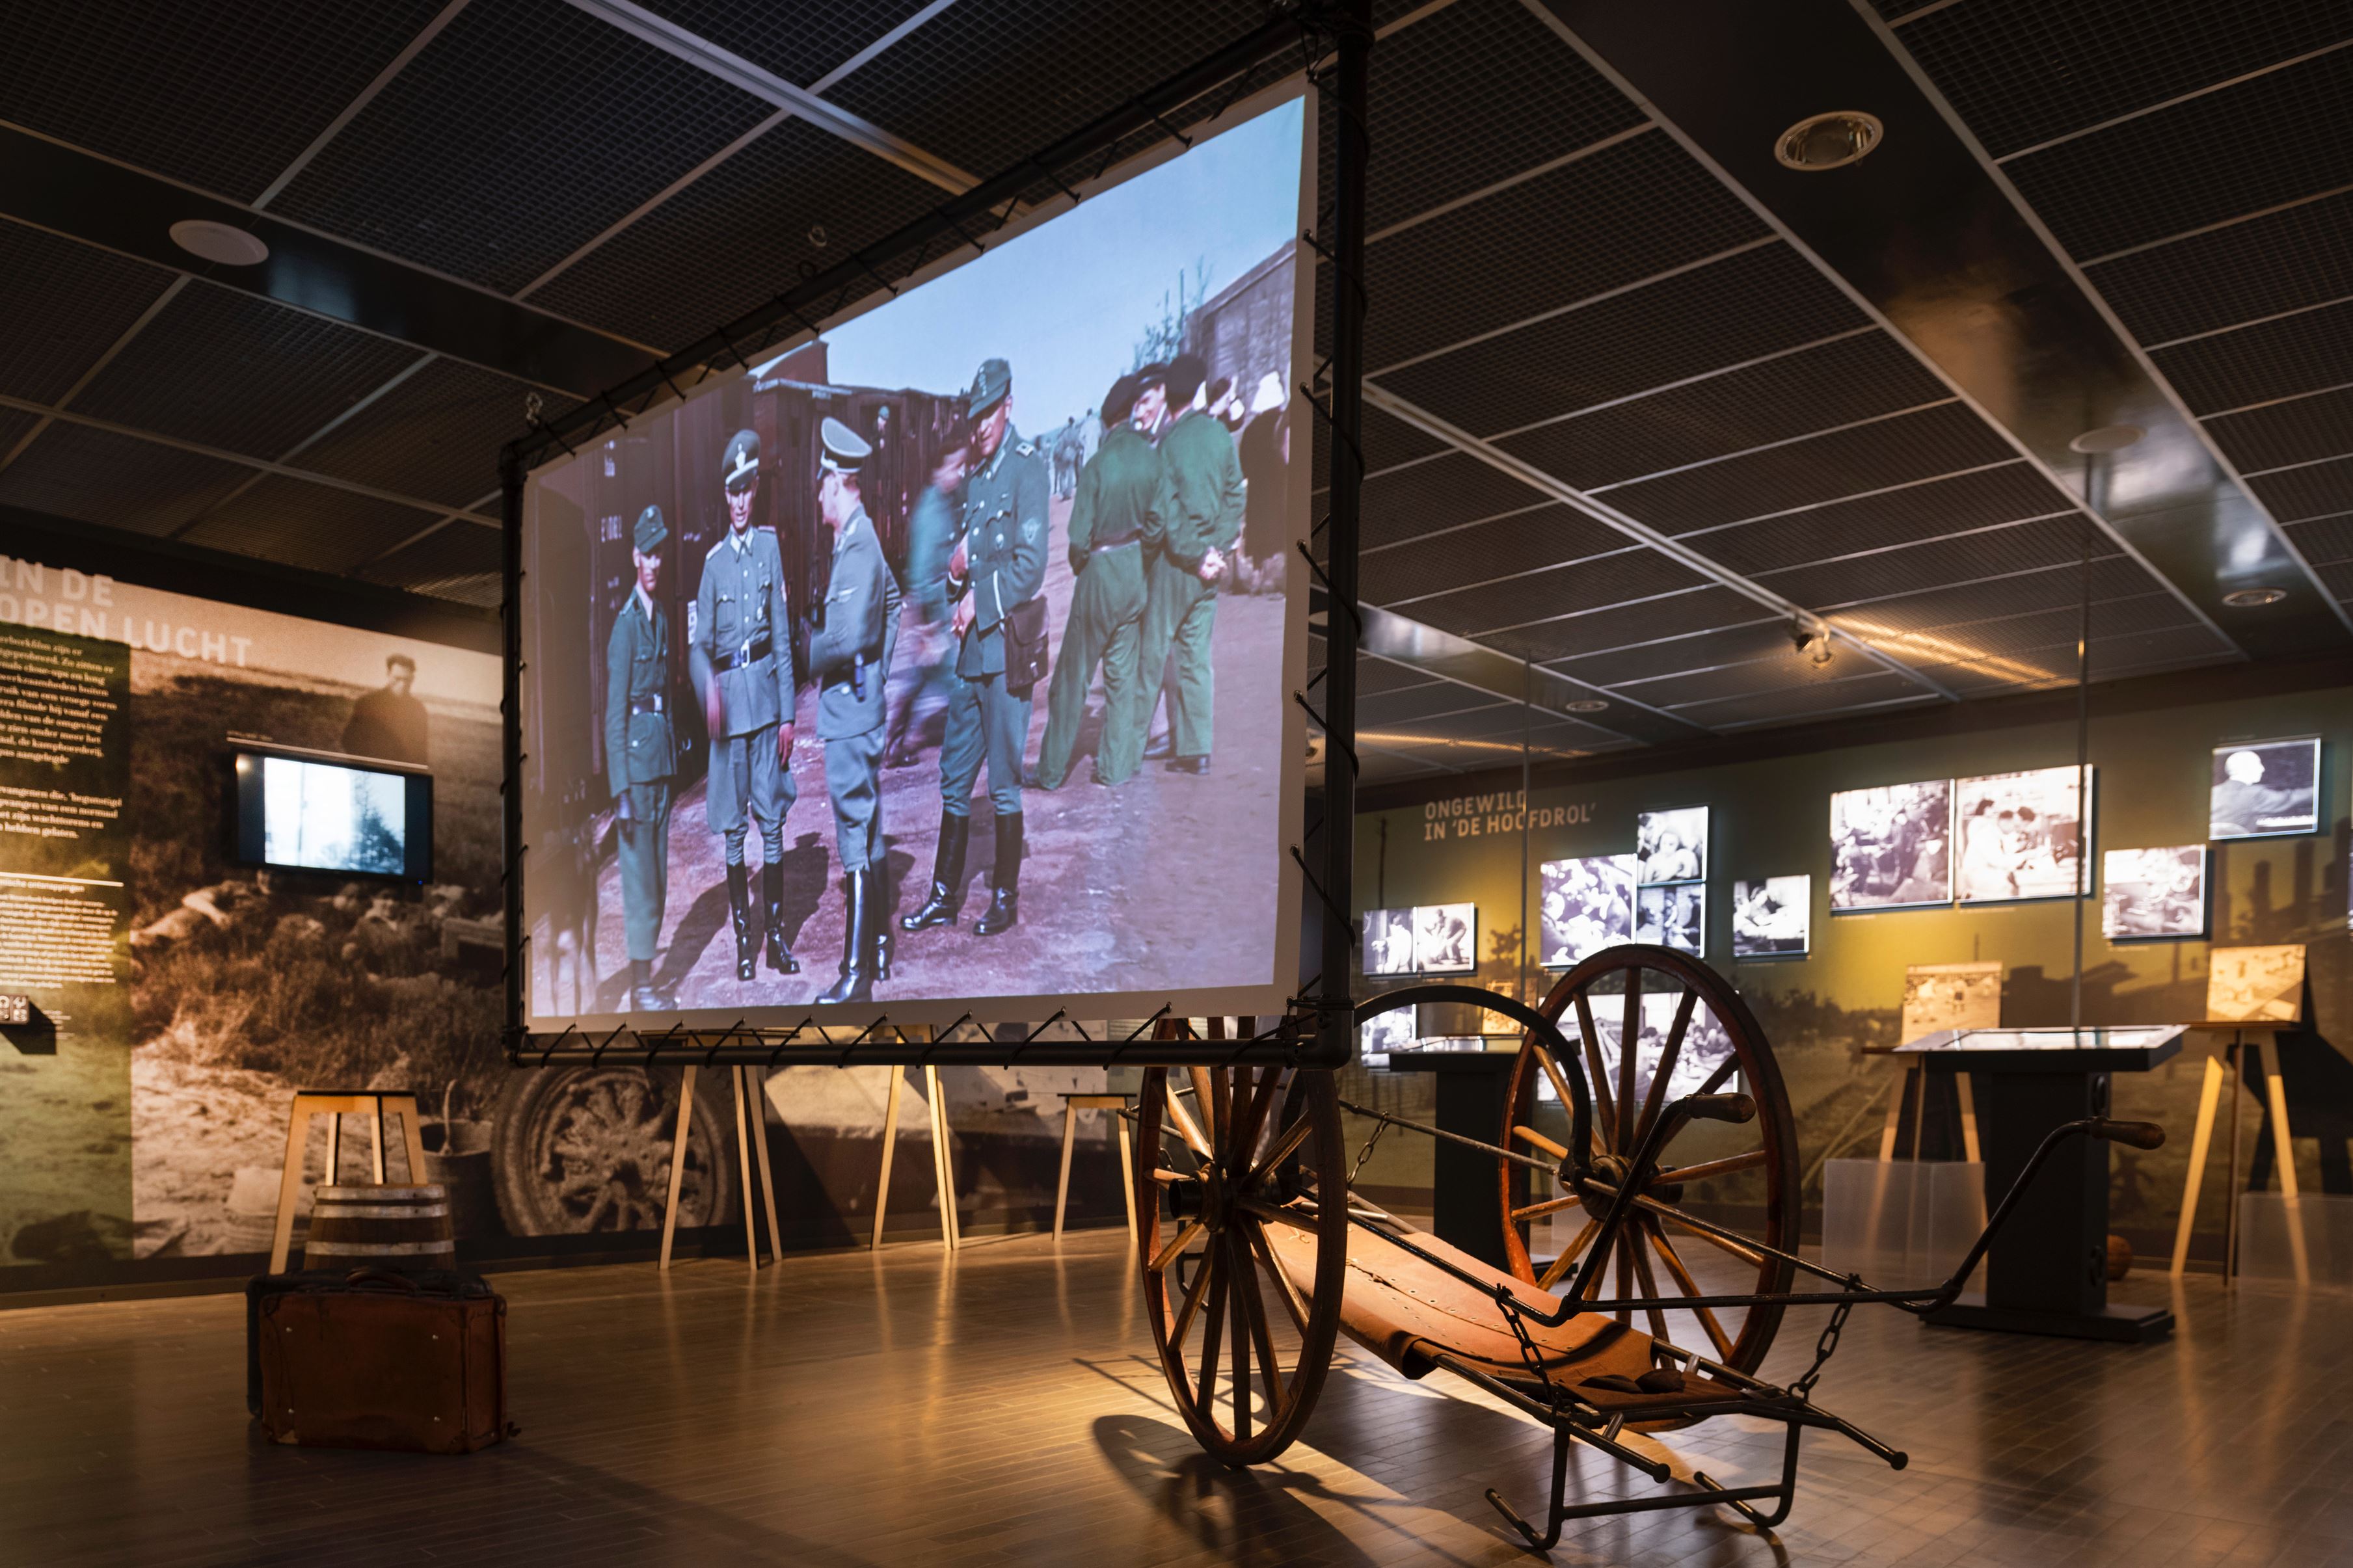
[1546,618,1792,688]
[1360,452,1549,553]
[529,116,945,355]
[297,358,576,511]
[1676,671,1931,730]
[1890,0,2353,160]
[2204,384,2353,474]
[2316,559,2353,601]
[71,285,422,462]
[0,410,43,463]
[1836,567,2186,640]
[2287,513,2353,565]
[1604,402,2015,537]
[180,475,441,574]
[1682,462,2062,576]
[1626,643,1887,708]
[1356,745,1449,782]
[1361,131,1764,373]
[826,1,1278,190]
[2151,297,2353,413]
[0,0,452,202]
[1359,684,1508,728]
[1912,620,2231,693]
[1769,523,2121,613]
[1373,244,1868,441]
[356,519,504,605]
[1364,508,1629,606]
[2247,455,2353,525]
[1498,330,1945,491]
[0,423,252,535]
[1477,585,1756,663]
[271,0,775,295]
[1315,403,1449,497]
[1389,704,1546,745]
[1356,656,1444,697]
[637,0,935,88]
[2088,187,2353,345]
[2002,47,2353,261]
[1408,551,1706,638]
[0,222,174,407]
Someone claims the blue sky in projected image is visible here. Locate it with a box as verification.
[759,97,1304,434]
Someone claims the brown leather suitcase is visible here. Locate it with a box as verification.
[251,1268,513,1454]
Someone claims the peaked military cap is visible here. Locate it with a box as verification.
[1134,360,1169,393]
[966,356,1012,417]
[820,416,871,475]
[721,429,760,491]
[634,504,668,553]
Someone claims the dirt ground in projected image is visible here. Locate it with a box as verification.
[556,492,1285,1017]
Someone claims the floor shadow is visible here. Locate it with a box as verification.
[1091,1412,1384,1568]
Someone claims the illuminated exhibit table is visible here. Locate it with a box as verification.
[1386,1050,1528,1270]
[1899,1026,2185,1344]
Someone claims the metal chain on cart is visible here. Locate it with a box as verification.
[1790,1277,1863,1402]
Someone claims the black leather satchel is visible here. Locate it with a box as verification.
[1004,596,1051,695]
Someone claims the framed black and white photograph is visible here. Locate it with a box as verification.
[2210,737,2321,840]
[1539,854,1635,969]
[1731,875,1809,957]
[1635,883,1704,955]
[1362,908,1416,977]
[1954,766,2093,903]
[1828,779,1951,910]
[1636,806,1708,884]
[1360,1009,1414,1067]
[2102,847,2207,940]
[1413,902,1477,974]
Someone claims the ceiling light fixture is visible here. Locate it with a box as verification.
[2069,425,2144,455]
[2222,587,2288,608]
[1563,698,1608,713]
[1774,111,1883,172]
[169,219,269,267]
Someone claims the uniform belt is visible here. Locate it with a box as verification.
[710,633,772,672]
[630,696,665,715]
[1090,534,1141,552]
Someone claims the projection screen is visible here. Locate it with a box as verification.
[520,90,1314,1026]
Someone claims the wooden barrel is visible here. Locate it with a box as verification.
[303,1184,455,1273]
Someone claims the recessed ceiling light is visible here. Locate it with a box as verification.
[1774,111,1883,171]
[169,219,269,267]
[1563,698,1608,713]
[2069,424,2143,454]
[2222,587,2288,608]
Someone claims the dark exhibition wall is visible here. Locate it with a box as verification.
[1349,659,2353,1260]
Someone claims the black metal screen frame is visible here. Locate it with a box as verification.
[498,2,1378,1072]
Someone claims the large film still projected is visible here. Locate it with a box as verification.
[520,95,1313,1025]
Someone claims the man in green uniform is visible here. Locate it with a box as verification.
[1031,373,1157,790]
[605,506,675,1013]
[1138,354,1245,775]
[807,418,902,1005]
[692,429,799,983]
[883,428,971,769]
[901,358,1047,938]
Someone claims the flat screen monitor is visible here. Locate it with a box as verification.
[235,750,431,880]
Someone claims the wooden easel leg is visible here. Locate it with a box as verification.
[747,1067,783,1266]
[1905,1063,1928,1162]
[371,1098,387,1184]
[733,1067,760,1277]
[925,1065,960,1250]
[1054,1103,1078,1240]
[398,1098,429,1188]
[873,1068,904,1251]
[2225,1037,2244,1281]
[270,1108,312,1274]
[1116,1107,1138,1251]
[1954,1072,1981,1165]
[2170,1053,2225,1276]
[660,1065,698,1272]
[2253,1041,2309,1284]
[1877,1063,1911,1162]
[326,1113,342,1189]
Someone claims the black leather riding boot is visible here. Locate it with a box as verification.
[975,812,1023,937]
[629,959,665,1013]
[726,862,756,981]
[761,861,798,975]
[816,871,874,1005]
[899,811,969,931]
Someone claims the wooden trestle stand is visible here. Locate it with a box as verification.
[657,1064,782,1277]
[2168,1021,2305,1284]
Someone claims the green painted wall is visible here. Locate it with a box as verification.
[1350,683,2352,1262]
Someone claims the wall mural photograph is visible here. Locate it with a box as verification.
[1828,778,1951,910]
[1363,907,1416,976]
[1413,901,1477,974]
[1539,853,1634,970]
[2210,737,2321,840]
[1954,766,2093,904]
[1732,875,1810,958]
[1635,882,1705,955]
[2103,846,2207,940]
[1635,806,1707,884]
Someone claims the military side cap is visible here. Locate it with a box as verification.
[966,356,1012,417]
[634,505,668,553]
[722,429,760,490]
[820,416,871,474]
[1134,360,1169,392]
[1101,373,1142,425]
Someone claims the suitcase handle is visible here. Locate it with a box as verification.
[343,1268,422,1292]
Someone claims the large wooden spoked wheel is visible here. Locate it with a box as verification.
[1136,1022,1347,1468]
[1499,945,1800,1384]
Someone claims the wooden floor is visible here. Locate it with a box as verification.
[2,1234,2348,1567]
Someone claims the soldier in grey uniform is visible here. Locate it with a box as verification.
[807,418,902,1005]
[902,358,1047,939]
[691,429,800,983]
[606,506,676,1012]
